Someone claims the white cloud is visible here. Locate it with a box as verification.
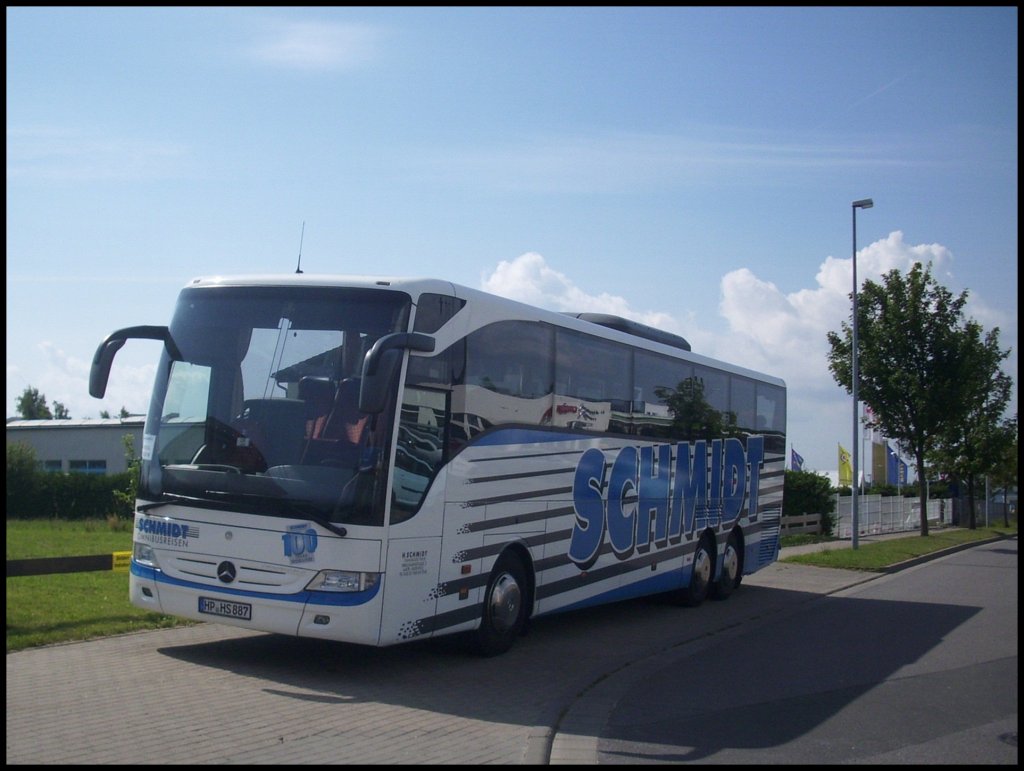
[480,252,683,334]
[246,21,380,71]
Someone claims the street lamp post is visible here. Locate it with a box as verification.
[851,197,873,549]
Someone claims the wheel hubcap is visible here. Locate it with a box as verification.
[723,544,738,582]
[693,547,712,587]
[488,572,522,632]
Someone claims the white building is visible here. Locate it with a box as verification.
[6,417,145,474]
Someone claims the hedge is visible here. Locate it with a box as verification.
[7,469,135,520]
[6,454,134,520]
[7,442,135,520]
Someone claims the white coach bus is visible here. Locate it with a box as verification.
[90,274,786,655]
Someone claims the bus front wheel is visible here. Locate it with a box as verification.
[474,552,528,656]
[674,533,715,607]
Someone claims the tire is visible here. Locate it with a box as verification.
[711,530,743,600]
[473,552,528,657]
[674,533,715,607]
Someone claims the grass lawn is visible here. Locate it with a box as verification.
[781,522,1017,571]
[6,518,194,653]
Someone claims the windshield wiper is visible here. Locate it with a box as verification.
[288,504,349,538]
[137,493,204,512]
[200,490,348,537]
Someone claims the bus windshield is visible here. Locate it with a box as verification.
[140,285,411,527]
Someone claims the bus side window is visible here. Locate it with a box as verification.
[391,386,447,523]
[730,376,756,433]
[634,350,692,439]
[692,364,729,432]
[757,383,786,434]
[464,321,554,427]
[555,329,631,433]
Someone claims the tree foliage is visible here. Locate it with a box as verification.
[16,386,52,419]
[981,414,1018,528]
[100,407,131,419]
[112,434,140,518]
[826,261,1012,536]
[783,470,836,536]
[931,365,1013,530]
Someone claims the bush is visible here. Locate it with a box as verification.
[6,442,38,512]
[783,469,836,536]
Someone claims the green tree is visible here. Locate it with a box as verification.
[930,350,1013,529]
[826,261,1010,537]
[782,470,836,536]
[16,386,52,419]
[984,414,1018,528]
[52,401,70,419]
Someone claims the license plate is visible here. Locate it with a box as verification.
[198,597,252,620]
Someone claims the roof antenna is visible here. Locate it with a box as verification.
[295,221,305,274]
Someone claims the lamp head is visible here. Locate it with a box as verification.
[853,198,874,209]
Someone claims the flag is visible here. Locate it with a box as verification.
[872,441,887,486]
[886,442,898,485]
[791,448,804,472]
[838,444,852,487]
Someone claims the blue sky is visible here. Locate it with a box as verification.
[6,7,1018,478]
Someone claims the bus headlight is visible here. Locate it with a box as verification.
[306,570,380,593]
[133,542,159,568]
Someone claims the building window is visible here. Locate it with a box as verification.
[69,460,107,475]
[38,460,63,473]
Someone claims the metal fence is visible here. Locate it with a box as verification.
[833,494,943,539]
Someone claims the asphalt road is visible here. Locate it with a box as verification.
[585,536,1018,764]
[6,536,1016,765]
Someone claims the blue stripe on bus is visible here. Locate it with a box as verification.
[130,560,381,606]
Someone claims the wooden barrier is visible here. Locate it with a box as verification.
[780,513,821,535]
[6,551,132,578]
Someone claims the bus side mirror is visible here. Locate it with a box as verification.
[359,332,435,414]
[89,325,182,399]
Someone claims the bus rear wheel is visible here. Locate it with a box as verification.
[473,552,528,656]
[711,530,742,600]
